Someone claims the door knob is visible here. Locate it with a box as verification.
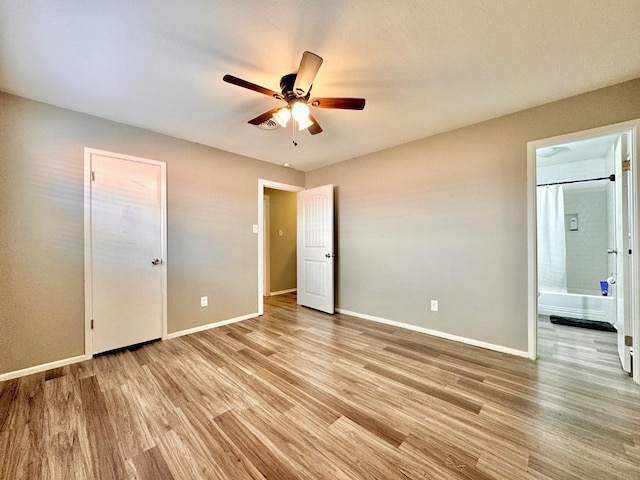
[325,253,335,258]
[607,249,617,254]
[151,258,163,265]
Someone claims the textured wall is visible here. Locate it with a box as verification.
[0,92,304,374]
[265,188,297,293]
[305,78,640,352]
[2,78,640,374]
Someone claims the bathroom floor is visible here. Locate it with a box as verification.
[538,314,624,377]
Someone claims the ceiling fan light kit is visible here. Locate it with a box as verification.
[223,51,365,142]
[296,115,314,131]
[273,107,291,128]
[291,101,310,122]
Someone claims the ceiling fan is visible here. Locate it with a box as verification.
[223,51,365,137]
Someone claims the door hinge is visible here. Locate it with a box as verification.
[91,319,94,330]
[622,159,631,172]
[625,335,633,347]
[91,171,96,181]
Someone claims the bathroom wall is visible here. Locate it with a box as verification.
[563,188,609,295]
[537,145,615,296]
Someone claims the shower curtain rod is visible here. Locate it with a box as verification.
[537,174,615,187]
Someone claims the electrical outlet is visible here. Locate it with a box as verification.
[430,300,438,312]
[200,296,208,308]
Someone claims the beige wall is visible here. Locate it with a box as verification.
[0,92,304,375]
[306,78,640,352]
[2,78,640,375]
[265,188,297,293]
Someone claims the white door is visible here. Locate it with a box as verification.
[88,151,166,354]
[297,184,335,313]
[614,135,632,372]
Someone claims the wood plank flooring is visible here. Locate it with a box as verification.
[2,294,640,479]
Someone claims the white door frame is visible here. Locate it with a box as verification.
[263,194,271,296]
[527,120,640,384]
[84,147,168,356]
[257,179,304,315]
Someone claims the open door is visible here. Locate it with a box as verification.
[615,135,632,372]
[297,184,335,314]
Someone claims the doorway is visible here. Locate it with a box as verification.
[527,120,639,384]
[84,148,167,355]
[264,187,298,297]
[258,180,336,315]
[257,180,304,315]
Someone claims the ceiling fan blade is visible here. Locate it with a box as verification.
[248,107,281,125]
[307,114,323,135]
[223,74,280,98]
[293,51,323,97]
[310,97,366,110]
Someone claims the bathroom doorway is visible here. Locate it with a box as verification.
[528,120,639,383]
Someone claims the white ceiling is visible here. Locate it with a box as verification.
[1,1,640,172]
[536,133,621,166]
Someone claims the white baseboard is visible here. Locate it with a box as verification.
[1,313,261,381]
[267,288,297,296]
[0,354,90,382]
[336,308,529,358]
[1,309,526,381]
[165,312,259,340]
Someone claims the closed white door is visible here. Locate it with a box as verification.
[297,184,335,313]
[88,150,166,354]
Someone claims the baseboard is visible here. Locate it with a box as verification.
[0,354,90,382]
[165,312,260,340]
[336,308,529,358]
[1,309,526,380]
[1,313,261,381]
[267,288,297,296]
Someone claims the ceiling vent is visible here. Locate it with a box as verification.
[256,119,278,130]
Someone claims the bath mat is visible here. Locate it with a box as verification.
[549,315,617,332]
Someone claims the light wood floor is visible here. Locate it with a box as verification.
[2,294,640,479]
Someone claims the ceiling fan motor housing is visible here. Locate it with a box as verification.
[279,73,311,100]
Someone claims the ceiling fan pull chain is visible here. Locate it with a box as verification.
[292,118,298,146]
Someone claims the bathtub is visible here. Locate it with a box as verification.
[538,291,616,323]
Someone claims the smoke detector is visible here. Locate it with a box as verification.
[256,119,278,130]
